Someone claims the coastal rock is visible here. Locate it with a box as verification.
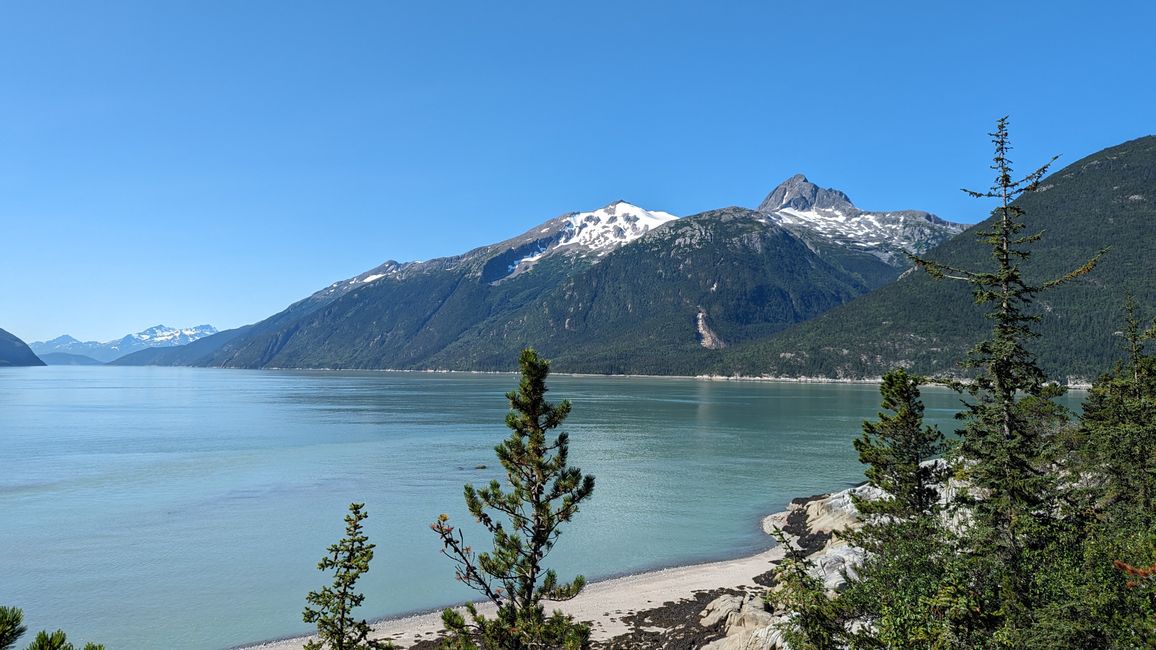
[701,624,785,650]
[725,595,777,631]
[803,484,885,536]
[811,544,866,592]
[700,594,745,628]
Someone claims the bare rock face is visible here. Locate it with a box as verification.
[701,624,786,650]
[728,596,778,631]
[700,594,745,628]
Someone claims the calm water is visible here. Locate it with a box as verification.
[0,367,1081,649]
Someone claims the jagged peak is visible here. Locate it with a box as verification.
[758,175,855,213]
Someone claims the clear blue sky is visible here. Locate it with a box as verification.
[2,1,1153,342]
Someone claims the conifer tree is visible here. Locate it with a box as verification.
[851,369,946,520]
[838,369,949,648]
[913,116,1103,644]
[432,349,595,649]
[303,503,391,650]
[0,607,25,650]
[1081,296,1156,521]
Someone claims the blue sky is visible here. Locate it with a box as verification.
[2,1,1153,342]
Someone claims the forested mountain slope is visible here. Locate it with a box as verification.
[718,135,1156,381]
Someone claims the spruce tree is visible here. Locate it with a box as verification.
[851,369,946,520]
[839,369,949,648]
[913,116,1103,645]
[432,349,595,649]
[303,503,391,650]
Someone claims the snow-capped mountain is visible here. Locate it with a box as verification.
[509,200,678,271]
[311,200,678,303]
[31,325,218,363]
[758,174,965,265]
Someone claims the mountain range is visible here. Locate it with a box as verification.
[114,176,961,372]
[31,325,219,363]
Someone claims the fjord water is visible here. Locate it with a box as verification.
[2,367,1067,650]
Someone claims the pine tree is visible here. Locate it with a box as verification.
[913,116,1103,645]
[0,608,25,650]
[838,369,949,648]
[432,349,595,649]
[851,369,946,520]
[303,503,391,650]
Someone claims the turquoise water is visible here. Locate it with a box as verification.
[0,367,1078,649]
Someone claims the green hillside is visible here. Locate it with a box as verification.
[427,207,897,373]
[718,135,1156,381]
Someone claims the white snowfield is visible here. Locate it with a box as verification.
[515,200,678,267]
[127,325,217,344]
[772,206,961,253]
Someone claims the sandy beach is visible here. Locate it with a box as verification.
[239,521,788,649]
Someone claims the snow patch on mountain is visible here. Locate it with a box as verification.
[31,325,218,362]
[513,200,677,268]
[129,325,219,345]
[758,175,965,264]
[559,201,678,254]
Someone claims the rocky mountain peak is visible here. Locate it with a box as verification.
[758,174,855,213]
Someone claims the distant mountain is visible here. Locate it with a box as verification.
[38,352,104,365]
[116,184,957,373]
[0,328,45,367]
[719,135,1156,381]
[758,174,964,266]
[31,325,218,363]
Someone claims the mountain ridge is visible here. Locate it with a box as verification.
[719,135,1156,381]
[115,179,958,372]
[0,328,45,367]
[32,325,219,363]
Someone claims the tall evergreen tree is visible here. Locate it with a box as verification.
[432,349,595,649]
[914,117,1103,645]
[303,503,391,650]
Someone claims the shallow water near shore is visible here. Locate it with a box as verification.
[1,366,1083,649]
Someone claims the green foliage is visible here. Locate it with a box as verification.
[24,631,103,650]
[838,370,951,649]
[767,121,1156,650]
[303,503,391,650]
[1080,296,1156,521]
[764,529,845,650]
[0,608,101,650]
[432,349,594,649]
[0,608,26,650]
[723,134,1156,381]
[851,369,946,519]
[904,118,1099,645]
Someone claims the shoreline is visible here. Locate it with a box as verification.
[115,365,1095,390]
[235,514,791,650]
